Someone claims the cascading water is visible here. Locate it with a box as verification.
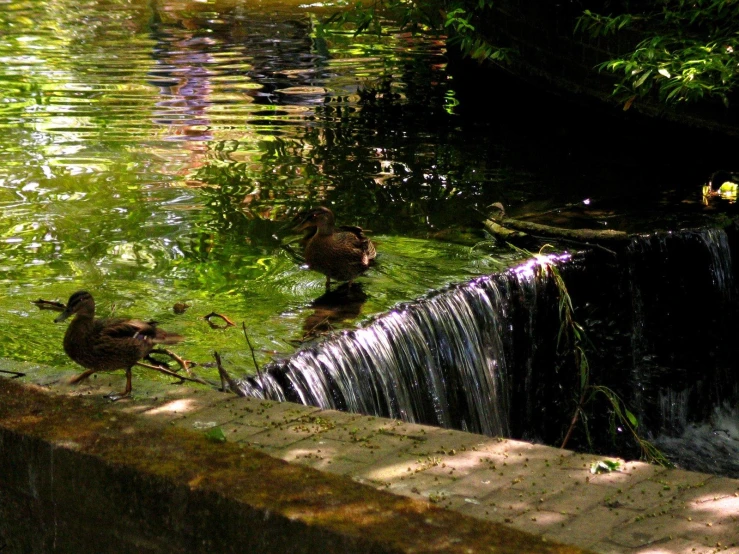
[621,228,737,428]
[620,227,739,477]
[240,255,569,438]
[237,225,739,476]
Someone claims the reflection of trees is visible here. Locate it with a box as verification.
[190,87,504,237]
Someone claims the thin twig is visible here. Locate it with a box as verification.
[135,361,210,387]
[30,299,66,312]
[161,348,193,376]
[213,351,246,397]
[301,315,333,342]
[0,369,26,378]
[203,311,236,329]
[242,322,262,380]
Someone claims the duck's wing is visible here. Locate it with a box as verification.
[98,318,182,344]
[98,318,157,341]
[337,226,377,262]
[338,225,366,235]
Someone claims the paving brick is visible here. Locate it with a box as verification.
[579,541,629,554]
[650,469,715,491]
[137,395,219,424]
[439,464,527,499]
[237,422,324,449]
[219,420,269,442]
[351,450,457,486]
[372,471,459,502]
[608,511,709,549]
[559,505,643,549]
[678,477,739,515]
[475,484,544,515]
[171,402,245,431]
[507,509,572,539]
[397,429,489,458]
[275,437,383,475]
[449,494,527,525]
[586,538,720,554]
[617,476,690,513]
[538,481,618,515]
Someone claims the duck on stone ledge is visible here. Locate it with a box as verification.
[292,206,377,290]
[54,290,183,400]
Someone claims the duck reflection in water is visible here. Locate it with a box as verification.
[301,283,368,341]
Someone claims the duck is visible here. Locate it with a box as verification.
[707,170,739,195]
[292,206,377,290]
[54,290,183,400]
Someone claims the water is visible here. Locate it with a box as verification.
[654,404,739,478]
[0,0,520,376]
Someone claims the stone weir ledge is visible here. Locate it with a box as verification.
[1,365,738,554]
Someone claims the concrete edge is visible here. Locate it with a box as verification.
[0,378,593,554]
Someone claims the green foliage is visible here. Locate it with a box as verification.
[577,1,739,107]
[575,11,634,37]
[316,0,515,65]
[590,459,621,474]
[205,426,227,443]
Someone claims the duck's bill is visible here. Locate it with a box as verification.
[54,309,72,323]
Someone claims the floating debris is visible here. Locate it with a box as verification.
[30,299,66,312]
[203,311,236,329]
[173,302,191,314]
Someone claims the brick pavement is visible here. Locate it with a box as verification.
[11,365,739,554]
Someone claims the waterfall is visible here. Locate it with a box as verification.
[237,226,739,475]
[621,228,737,431]
[239,255,568,437]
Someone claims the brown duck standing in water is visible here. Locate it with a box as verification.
[293,206,377,290]
[54,290,183,400]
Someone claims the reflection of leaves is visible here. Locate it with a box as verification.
[186,59,503,238]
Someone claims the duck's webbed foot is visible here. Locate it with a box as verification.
[105,368,132,402]
[104,390,131,402]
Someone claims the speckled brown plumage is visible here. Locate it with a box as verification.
[293,207,376,289]
[55,290,182,400]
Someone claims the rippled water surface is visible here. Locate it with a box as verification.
[2,0,735,384]
[0,0,529,378]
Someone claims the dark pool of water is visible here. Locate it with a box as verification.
[1,0,739,383]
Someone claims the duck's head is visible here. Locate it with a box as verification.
[292,206,335,233]
[55,290,95,322]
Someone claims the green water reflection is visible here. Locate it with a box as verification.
[0,0,519,381]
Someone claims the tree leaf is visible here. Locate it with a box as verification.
[625,409,639,429]
[205,426,227,443]
[590,460,621,474]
